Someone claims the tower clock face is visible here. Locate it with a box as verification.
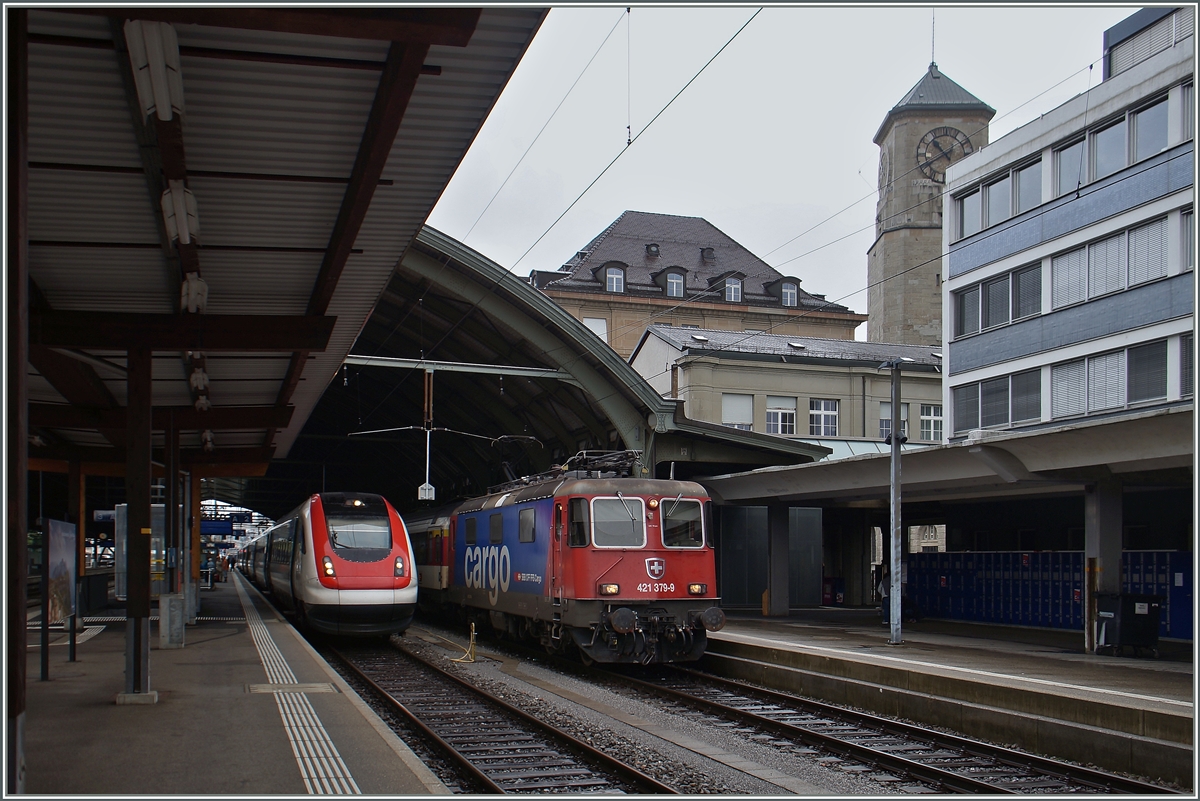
[917,126,973,183]
[878,145,891,193]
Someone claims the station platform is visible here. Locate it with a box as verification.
[708,608,1194,788]
[22,572,449,796]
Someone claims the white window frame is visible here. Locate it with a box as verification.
[878,401,908,439]
[781,282,797,307]
[809,398,838,436]
[605,266,624,293]
[725,278,742,302]
[919,404,943,442]
[582,317,608,342]
[721,393,754,431]
[666,272,684,298]
[765,396,797,436]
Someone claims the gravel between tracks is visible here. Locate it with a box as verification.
[400,622,901,795]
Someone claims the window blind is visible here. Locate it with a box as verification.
[953,384,980,432]
[1127,340,1167,403]
[1011,370,1041,422]
[1088,234,1125,297]
[1013,266,1041,318]
[1052,361,1086,418]
[1128,217,1167,285]
[1052,248,1086,308]
[1088,351,1125,411]
[980,377,1010,427]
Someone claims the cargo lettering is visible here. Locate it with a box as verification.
[464,545,511,606]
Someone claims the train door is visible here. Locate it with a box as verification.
[551,502,564,604]
[289,520,303,602]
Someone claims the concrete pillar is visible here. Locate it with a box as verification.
[1084,478,1123,653]
[766,503,790,616]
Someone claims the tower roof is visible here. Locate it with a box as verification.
[874,62,995,144]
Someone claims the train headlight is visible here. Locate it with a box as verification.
[598,583,620,596]
[647,498,659,509]
[688,583,707,595]
[322,556,336,577]
[394,556,405,577]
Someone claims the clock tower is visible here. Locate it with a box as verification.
[868,63,994,345]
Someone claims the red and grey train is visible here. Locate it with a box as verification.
[241,492,417,637]
[406,452,726,664]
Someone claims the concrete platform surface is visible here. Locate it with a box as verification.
[23,572,448,796]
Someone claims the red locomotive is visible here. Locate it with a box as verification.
[407,452,725,664]
[242,492,416,636]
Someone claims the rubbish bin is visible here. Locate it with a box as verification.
[1096,592,1161,658]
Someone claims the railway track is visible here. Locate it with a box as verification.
[327,641,678,794]
[609,664,1182,794]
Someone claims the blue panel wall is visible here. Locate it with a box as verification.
[948,272,1193,375]
[948,143,1193,280]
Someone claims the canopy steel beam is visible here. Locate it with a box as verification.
[29,402,294,431]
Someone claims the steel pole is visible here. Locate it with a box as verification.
[889,362,903,645]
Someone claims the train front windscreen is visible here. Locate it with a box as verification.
[322,494,392,551]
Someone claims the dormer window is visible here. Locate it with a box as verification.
[666,272,684,298]
[606,266,625,293]
[781,282,797,307]
[725,277,742,302]
[646,243,660,257]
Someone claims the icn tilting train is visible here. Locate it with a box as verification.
[406,452,726,664]
[240,492,417,637]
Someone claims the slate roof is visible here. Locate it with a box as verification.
[530,210,859,315]
[637,325,941,368]
[874,62,995,143]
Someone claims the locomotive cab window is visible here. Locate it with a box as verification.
[568,498,589,547]
[489,513,503,544]
[661,498,704,548]
[464,517,477,545]
[325,495,391,549]
[592,496,646,547]
[519,508,536,543]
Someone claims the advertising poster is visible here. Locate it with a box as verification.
[47,519,77,624]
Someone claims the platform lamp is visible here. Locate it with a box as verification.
[879,356,914,645]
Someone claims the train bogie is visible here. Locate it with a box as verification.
[410,461,725,664]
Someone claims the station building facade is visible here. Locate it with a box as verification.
[529,210,866,360]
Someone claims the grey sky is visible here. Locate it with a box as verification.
[427,5,1138,336]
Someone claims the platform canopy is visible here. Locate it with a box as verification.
[20,7,547,487]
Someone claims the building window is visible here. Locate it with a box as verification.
[1051,247,1087,308]
[1133,98,1168,162]
[958,189,981,237]
[954,369,1041,432]
[1128,217,1167,285]
[582,317,608,342]
[952,383,980,433]
[982,274,1010,329]
[1052,360,1086,418]
[721,393,753,431]
[1015,160,1042,214]
[809,399,838,436]
[1013,264,1041,319]
[666,272,684,298]
[781,282,797,307]
[1056,139,1086,197]
[1011,370,1041,422]
[1088,233,1125,297]
[765,396,796,435]
[1184,83,1194,141]
[1092,118,1127,181]
[919,404,943,441]
[1127,340,1167,404]
[1182,209,1193,271]
[985,174,1011,228]
[725,278,742,302]
[1088,350,1125,412]
[878,401,908,439]
[605,266,624,293]
[956,285,981,336]
[1182,333,1194,396]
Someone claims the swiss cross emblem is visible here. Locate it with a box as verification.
[646,558,665,579]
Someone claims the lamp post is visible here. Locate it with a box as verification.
[879,356,914,645]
